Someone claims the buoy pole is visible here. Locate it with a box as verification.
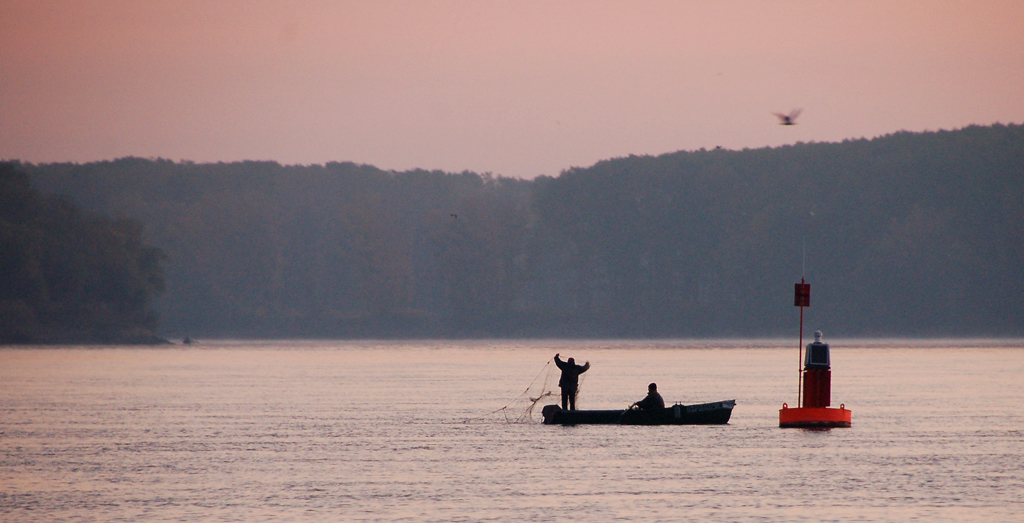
[798,285,804,407]
[794,277,809,407]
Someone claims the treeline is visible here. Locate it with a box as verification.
[23,123,1024,338]
[1,163,166,344]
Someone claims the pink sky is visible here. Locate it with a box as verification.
[2,1,1022,178]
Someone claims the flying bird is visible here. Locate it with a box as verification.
[450,213,458,219]
[773,109,802,125]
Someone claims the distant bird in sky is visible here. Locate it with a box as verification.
[450,213,458,219]
[773,108,802,125]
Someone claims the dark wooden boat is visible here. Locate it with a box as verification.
[542,399,736,425]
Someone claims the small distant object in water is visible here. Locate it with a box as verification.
[183,336,192,345]
[450,213,458,219]
[773,108,802,125]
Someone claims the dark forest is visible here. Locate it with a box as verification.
[12,123,1024,341]
[1,164,166,343]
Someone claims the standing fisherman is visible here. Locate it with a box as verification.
[554,353,590,410]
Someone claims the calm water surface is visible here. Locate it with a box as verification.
[1,339,1022,522]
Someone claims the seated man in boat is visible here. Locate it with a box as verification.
[554,353,590,410]
[632,383,665,410]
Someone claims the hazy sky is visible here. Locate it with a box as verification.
[2,1,1022,178]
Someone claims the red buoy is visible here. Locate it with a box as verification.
[779,281,852,428]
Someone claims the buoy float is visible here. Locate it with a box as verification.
[779,278,852,428]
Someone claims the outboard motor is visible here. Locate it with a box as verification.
[802,331,831,408]
[541,404,560,425]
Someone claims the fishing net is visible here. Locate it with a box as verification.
[488,359,588,423]
[491,360,556,423]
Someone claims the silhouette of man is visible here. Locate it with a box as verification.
[632,383,665,410]
[554,353,590,410]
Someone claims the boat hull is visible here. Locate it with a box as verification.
[542,400,735,425]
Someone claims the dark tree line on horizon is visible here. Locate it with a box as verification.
[14,123,1024,341]
[0,163,166,344]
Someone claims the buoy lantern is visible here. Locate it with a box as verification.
[802,331,831,408]
[779,279,852,428]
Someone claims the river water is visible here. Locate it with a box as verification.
[1,339,1022,522]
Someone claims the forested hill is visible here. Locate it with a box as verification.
[1,163,167,344]
[25,123,1024,338]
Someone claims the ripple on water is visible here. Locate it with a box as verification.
[0,341,1022,522]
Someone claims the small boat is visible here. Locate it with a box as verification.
[542,399,736,425]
